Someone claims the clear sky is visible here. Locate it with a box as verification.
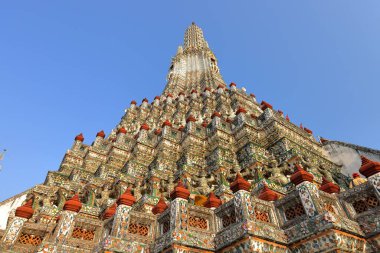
[0,1,379,200]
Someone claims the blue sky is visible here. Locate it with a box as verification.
[0,1,379,200]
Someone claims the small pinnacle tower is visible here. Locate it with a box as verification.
[0,23,379,253]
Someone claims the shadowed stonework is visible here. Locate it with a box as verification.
[0,23,379,253]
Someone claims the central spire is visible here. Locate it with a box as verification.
[183,22,209,50]
[163,23,225,95]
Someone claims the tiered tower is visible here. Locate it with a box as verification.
[1,23,379,253]
[163,22,224,95]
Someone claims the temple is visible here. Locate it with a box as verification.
[1,23,380,253]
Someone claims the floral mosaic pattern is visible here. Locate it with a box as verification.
[233,191,254,222]
[250,239,288,253]
[111,205,132,238]
[170,199,188,231]
[103,236,149,253]
[54,211,76,243]
[1,217,26,245]
[296,182,318,217]
[291,230,366,253]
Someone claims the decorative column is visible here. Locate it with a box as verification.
[290,165,320,217]
[260,101,274,120]
[94,130,105,146]
[359,156,380,194]
[161,119,172,136]
[138,123,150,140]
[190,89,198,99]
[153,96,160,106]
[130,100,137,110]
[116,127,126,143]
[169,180,190,232]
[211,111,221,128]
[203,87,211,97]
[178,92,185,102]
[141,98,149,109]
[250,93,257,103]
[110,188,136,238]
[358,156,380,253]
[185,115,197,132]
[229,82,237,91]
[217,84,225,94]
[230,173,254,222]
[166,93,173,104]
[1,198,34,247]
[235,107,247,127]
[72,133,84,150]
[52,194,82,244]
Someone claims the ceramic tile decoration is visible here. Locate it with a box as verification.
[1,23,380,253]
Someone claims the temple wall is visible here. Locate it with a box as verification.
[1,23,380,253]
[323,141,380,176]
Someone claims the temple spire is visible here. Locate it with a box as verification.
[163,23,225,95]
[183,22,209,50]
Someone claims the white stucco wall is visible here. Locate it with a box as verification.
[323,141,380,177]
[0,192,28,230]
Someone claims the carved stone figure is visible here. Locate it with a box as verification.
[55,188,68,209]
[267,159,290,186]
[318,164,334,182]
[134,181,144,200]
[84,185,97,207]
[301,156,334,182]
[42,194,54,208]
[96,184,111,207]
[160,174,175,198]
[192,170,215,195]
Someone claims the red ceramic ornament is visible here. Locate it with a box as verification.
[15,199,34,219]
[290,164,314,186]
[170,180,190,200]
[319,177,340,194]
[103,203,117,219]
[63,194,82,213]
[258,184,279,201]
[117,188,136,206]
[204,192,222,208]
[152,196,168,215]
[75,133,84,142]
[230,173,251,193]
[359,156,380,178]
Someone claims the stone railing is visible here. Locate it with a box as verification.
[274,191,307,229]
[251,197,278,226]
[215,201,236,232]
[187,204,215,234]
[127,211,156,244]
